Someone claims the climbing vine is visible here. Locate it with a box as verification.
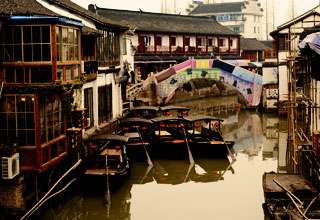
[5,76,87,112]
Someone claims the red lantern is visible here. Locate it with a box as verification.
[90,145,97,149]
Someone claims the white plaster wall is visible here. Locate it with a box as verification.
[278,65,288,102]
[121,33,135,71]
[37,0,96,29]
[161,35,170,46]
[132,35,139,48]
[176,35,184,46]
[263,67,278,85]
[190,36,196,46]
[242,0,263,40]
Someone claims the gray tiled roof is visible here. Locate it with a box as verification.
[241,38,272,51]
[0,0,127,30]
[189,2,245,15]
[0,0,58,17]
[46,0,127,29]
[95,7,239,36]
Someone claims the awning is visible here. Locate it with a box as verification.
[249,62,262,68]
[299,31,320,55]
[10,16,84,27]
[134,60,177,64]
[224,59,250,67]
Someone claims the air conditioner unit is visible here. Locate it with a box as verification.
[2,153,20,179]
[87,117,91,126]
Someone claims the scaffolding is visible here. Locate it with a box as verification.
[285,22,320,183]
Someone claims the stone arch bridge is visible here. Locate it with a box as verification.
[153,59,263,106]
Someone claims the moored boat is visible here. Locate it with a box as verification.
[184,115,235,157]
[151,116,190,159]
[129,106,159,119]
[83,134,130,191]
[118,117,154,162]
[263,172,320,220]
[159,106,190,117]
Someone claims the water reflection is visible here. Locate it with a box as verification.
[34,95,288,220]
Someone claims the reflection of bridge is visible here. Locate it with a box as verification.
[154,59,263,106]
[223,112,263,155]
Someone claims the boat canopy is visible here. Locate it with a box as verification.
[160,106,190,111]
[131,106,160,111]
[89,134,129,143]
[151,116,189,123]
[185,115,224,122]
[120,117,153,124]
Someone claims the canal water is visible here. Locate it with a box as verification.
[34,95,287,220]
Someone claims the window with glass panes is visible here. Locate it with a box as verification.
[56,26,79,62]
[0,95,35,146]
[98,85,112,124]
[84,88,94,127]
[39,95,64,144]
[96,30,120,65]
[0,25,51,62]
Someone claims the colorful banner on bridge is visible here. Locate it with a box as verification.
[154,59,263,106]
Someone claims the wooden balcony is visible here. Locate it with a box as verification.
[82,61,98,81]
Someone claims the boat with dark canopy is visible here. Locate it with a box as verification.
[159,106,190,118]
[129,106,159,119]
[118,117,154,162]
[184,115,234,157]
[151,116,190,159]
[83,134,130,190]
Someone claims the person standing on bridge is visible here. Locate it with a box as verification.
[130,70,135,84]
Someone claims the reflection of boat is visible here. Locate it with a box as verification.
[159,106,190,117]
[185,115,234,157]
[263,172,320,220]
[82,178,133,220]
[129,161,154,184]
[152,159,195,185]
[118,117,154,161]
[83,134,130,190]
[192,157,234,182]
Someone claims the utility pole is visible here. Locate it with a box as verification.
[266,0,268,40]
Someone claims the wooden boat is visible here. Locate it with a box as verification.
[263,172,320,220]
[83,134,130,190]
[184,115,235,157]
[159,106,190,118]
[129,106,159,119]
[118,117,154,161]
[151,116,190,159]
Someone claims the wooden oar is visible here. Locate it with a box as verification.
[218,130,236,161]
[180,123,195,165]
[285,191,309,220]
[136,127,153,167]
[304,194,319,215]
[105,149,111,204]
[273,179,304,206]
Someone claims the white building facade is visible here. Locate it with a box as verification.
[188,0,264,40]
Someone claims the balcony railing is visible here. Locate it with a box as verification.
[139,44,239,55]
